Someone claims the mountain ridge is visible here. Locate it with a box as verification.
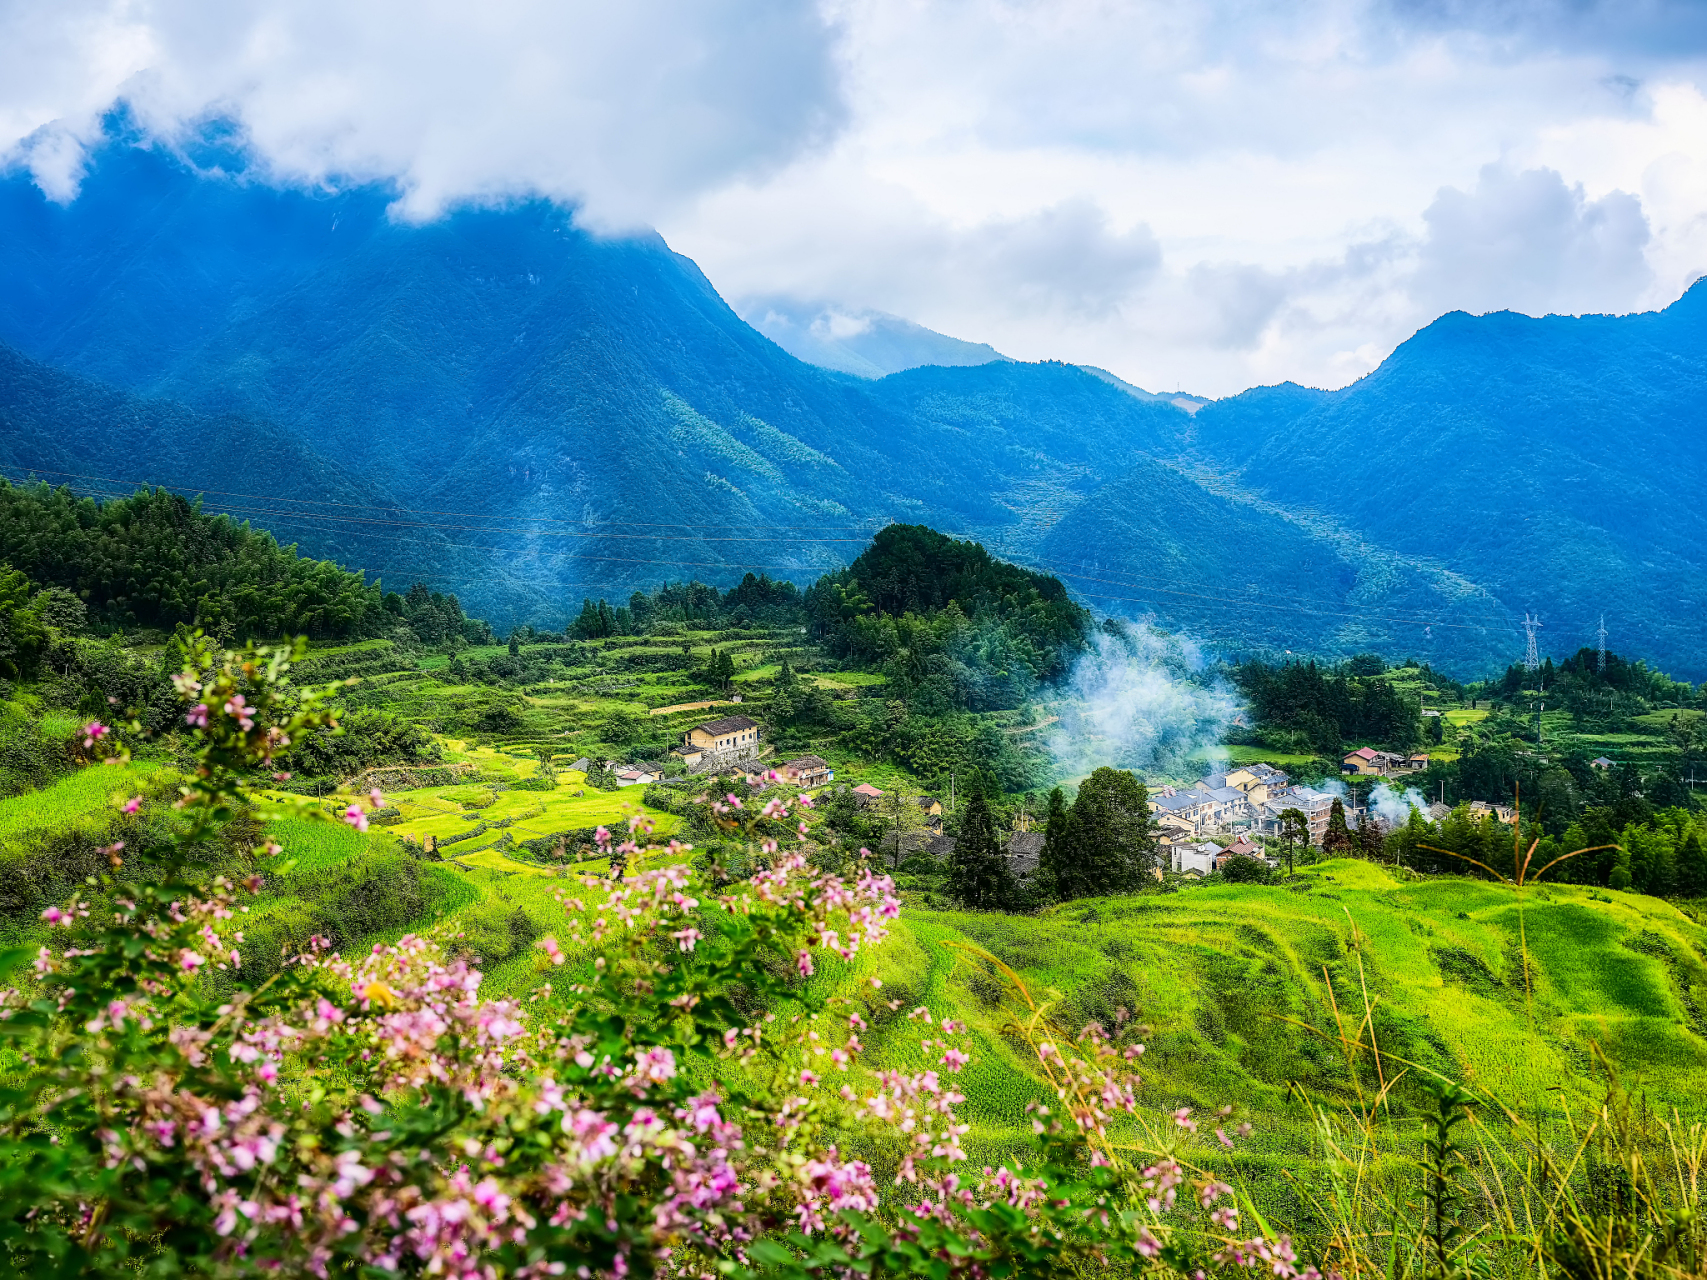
[0,139,1700,674]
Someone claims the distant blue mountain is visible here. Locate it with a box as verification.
[0,138,1697,674]
[739,300,1007,378]
[1186,288,1707,675]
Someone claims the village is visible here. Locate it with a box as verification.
[577,709,1521,881]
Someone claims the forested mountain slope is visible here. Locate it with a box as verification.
[1187,285,1707,675]
[3,136,1699,673]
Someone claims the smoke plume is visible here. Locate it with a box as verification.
[1046,624,1242,780]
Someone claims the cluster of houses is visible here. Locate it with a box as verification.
[1341,747,1430,776]
[1150,762,1357,877]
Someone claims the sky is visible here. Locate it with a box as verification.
[3,0,1707,395]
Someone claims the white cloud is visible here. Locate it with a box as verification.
[1415,164,1652,317]
[0,0,843,227]
[666,0,1707,394]
[4,0,1707,392]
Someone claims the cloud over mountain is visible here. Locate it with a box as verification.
[5,0,1707,393]
[0,0,844,226]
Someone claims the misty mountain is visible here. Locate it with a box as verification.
[0,138,1697,675]
[739,300,1008,378]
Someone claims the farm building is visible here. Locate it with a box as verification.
[1005,831,1045,877]
[781,755,833,786]
[686,715,760,753]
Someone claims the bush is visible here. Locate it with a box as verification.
[284,706,440,778]
[1220,854,1276,884]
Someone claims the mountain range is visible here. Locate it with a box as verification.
[0,136,1701,676]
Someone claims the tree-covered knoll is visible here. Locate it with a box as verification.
[806,524,1088,708]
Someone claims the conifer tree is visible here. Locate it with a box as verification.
[947,786,1012,910]
[1036,787,1070,901]
[1039,769,1152,901]
[1358,814,1387,861]
[1679,832,1707,898]
[1279,807,1309,874]
[1323,797,1355,855]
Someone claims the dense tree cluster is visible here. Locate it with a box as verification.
[1036,768,1156,902]
[570,574,802,640]
[0,483,394,640]
[806,525,1088,700]
[1234,656,1423,754]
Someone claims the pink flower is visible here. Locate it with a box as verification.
[594,826,611,848]
[185,704,209,729]
[179,950,205,972]
[81,721,108,747]
[224,695,254,730]
[634,1047,676,1083]
[1173,1106,1197,1131]
[671,927,702,952]
[369,787,385,809]
[537,936,566,965]
[941,1048,970,1073]
[40,906,67,927]
[121,795,142,814]
[796,949,815,977]
[342,804,369,833]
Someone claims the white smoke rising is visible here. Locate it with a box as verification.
[1046,624,1242,780]
[1368,784,1428,828]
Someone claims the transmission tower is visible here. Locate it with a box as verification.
[1522,614,1542,673]
[1597,615,1608,674]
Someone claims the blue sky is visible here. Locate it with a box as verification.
[3,0,1706,395]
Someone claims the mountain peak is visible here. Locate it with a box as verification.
[738,299,1007,378]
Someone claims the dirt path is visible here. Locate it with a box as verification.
[1002,716,1060,736]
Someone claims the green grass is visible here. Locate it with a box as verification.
[1191,745,1320,767]
[775,859,1707,1164]
[0,761,164,845]
[1632,709,1706,729]
[1443,708,1489,725]
[264,817,375,874]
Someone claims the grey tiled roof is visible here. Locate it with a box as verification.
[696,715,759,735]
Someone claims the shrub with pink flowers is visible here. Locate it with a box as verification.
[0,635,1311,1278]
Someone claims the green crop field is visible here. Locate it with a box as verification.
[741,857,1707,1178]
[1189,744,1320,768]
[0,761,166,846]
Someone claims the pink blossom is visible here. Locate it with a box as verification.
[940,1048,969,1073]
[369,787,385,809]
[634,1047,676,1083]
[796,949,814,978]
[342,804,369,833]
[185,704,209,728]
[179,950,205,972]
[81,721,108,747]
[670,927,702,952]
[223,695,254,730]
[536,936,566,965]
[122,795,142,814]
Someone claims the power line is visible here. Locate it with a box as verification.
[1028,557,1507,633]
